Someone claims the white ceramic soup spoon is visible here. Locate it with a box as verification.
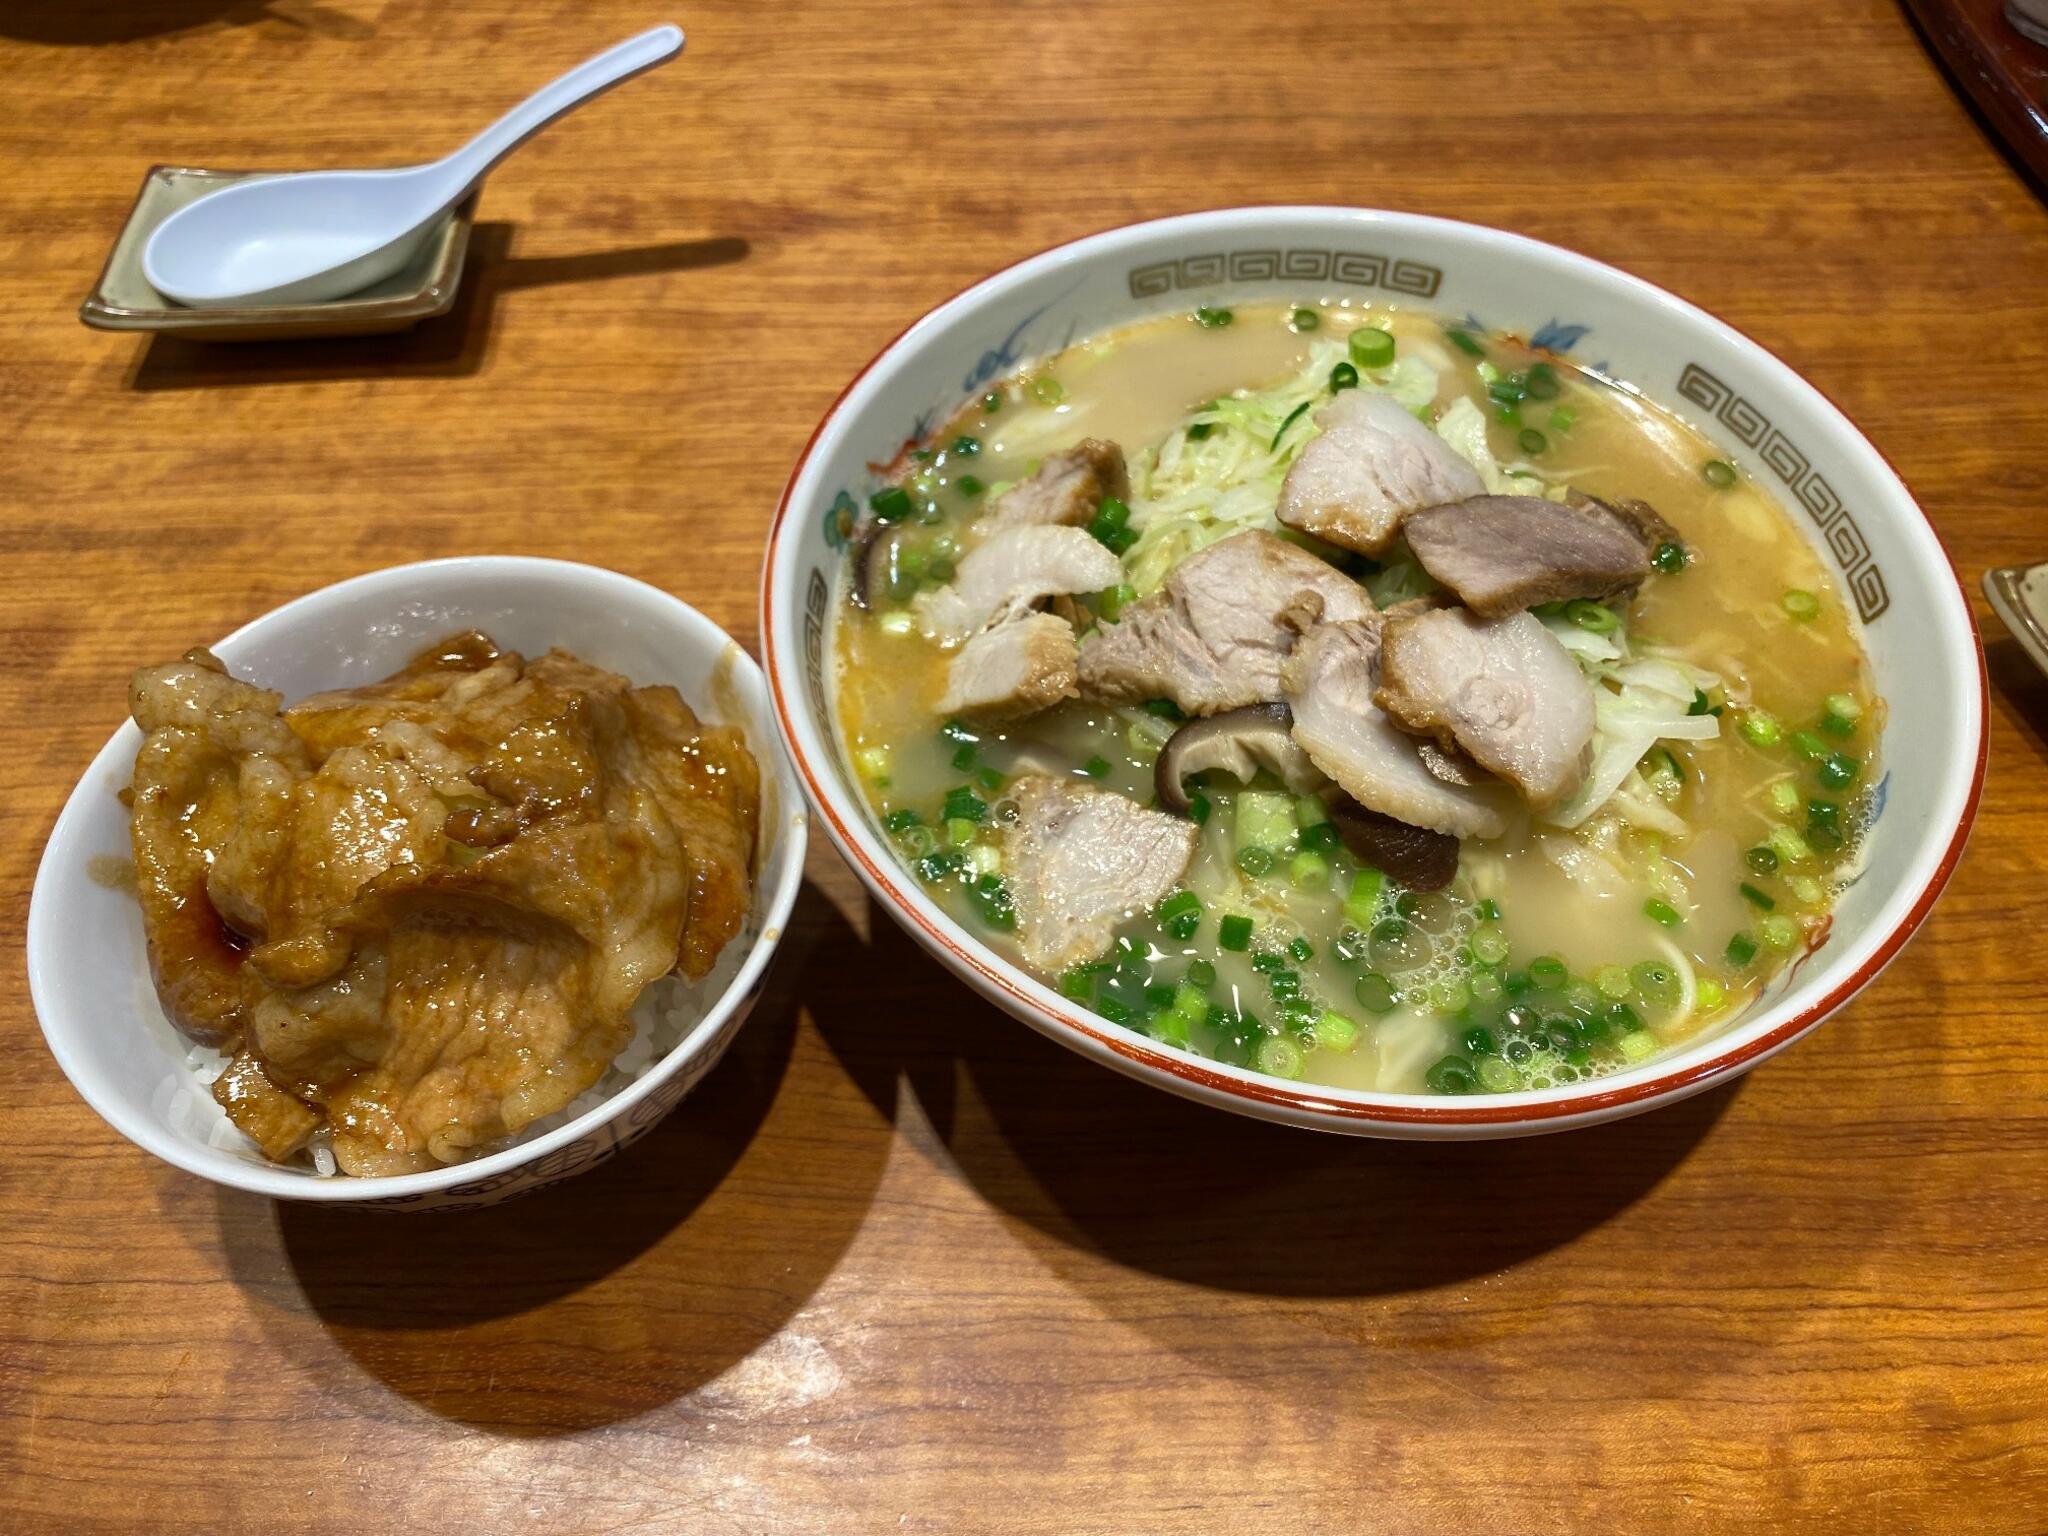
[142,24,685,309]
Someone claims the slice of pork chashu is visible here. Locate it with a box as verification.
[1077,529,1375,715]
[1276,391,1485,555]
[1280,619,1508,840]
[914,525,1123,645]
[976,439,1128,532]
[937,612,1079,722]
[1401,492,1676,617]
[1003,775,1197,973]
[1375,607,1595,805]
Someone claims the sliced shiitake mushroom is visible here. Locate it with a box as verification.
[848,521,903,611]
[1326,797,1460,892]
[1153,702,1328,815]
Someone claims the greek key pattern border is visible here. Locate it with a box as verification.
[1676,362,1889,622]
[1128,248,1442,301]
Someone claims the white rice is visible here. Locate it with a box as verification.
[173,935,749,1177]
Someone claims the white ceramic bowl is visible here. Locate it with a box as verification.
[762,207,1985,1140]
[28,557,807,1207]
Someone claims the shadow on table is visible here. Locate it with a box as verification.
[212,880,888,1435]
[0,0,375,44]
[124,225,750,392]
[1987,634,2048,774]
[812,890,1738,1300]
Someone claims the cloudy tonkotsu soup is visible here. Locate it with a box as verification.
[833,301,1880,1095]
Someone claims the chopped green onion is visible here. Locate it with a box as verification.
[1739,882,1775,911]
[1644,897,1683,928]
[882,808,921,834]
[1725,931,1759,967]
[950,743,978,772]
[1425,1055,1478,1094]
[1652,540,1689,574]
[1767,779,1802,817]
[942,785,987,822]
[1343,868,1384,929]
[1299,822,1341,855]
[1528,954,1569,989]
[980,391,1003,414]
[1142,698,1184,721]
[970,873,1016,930]
[1768,825,1813,865]
[916,849,966,882]
[1446,328,1486,357]
[1348,327,1397,369]
[1255,1035,1304,1078]
[1150,1010,1192,1047]
[1549,406,1578,433]
[1631,960,1680,1006]
[1288,849,1331,889]
[1329,361,1359,392]
[1761,914,1799,951]
[1290,307,1321,332]
[855,745,892,780]
[1234,790,1297,855]
[1740,710,1782,748]
[949,435,981,459]
[955,473,986,498]
[1702,459,1737,488]
[1618,1030,1661,1063]
[1186,421,1218,441]
[1818,752,1860,791]
[1746,845,1780,875]
[869,486,913,522]
[1187,959,1216,987]
[1781,589,1820,622]
[1080,755,1113,779]
[1471,925,1511,966]
[1476,898,1502,922]
[1028,377,1064,406]
[1824,692,1862,724]
[1566,599,1618,633]
[1270,399,1314,452]
[1097,582,1138,621]
[1194,305,1235,329]
[1789,874,1825,906]
[1313,1011,1360,1052]
[1518,427,1548,456]
[1235,845,1275,879]
[944,817,977,847]
[1594,964,1633,1000]
[1218,914,1254,952]
[1525,362,1561,400]
[1790,729,1830,763]
[1188,792,1211,826]
[1353,971,1398,1014]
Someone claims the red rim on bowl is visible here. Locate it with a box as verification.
[762,208,1987,1128]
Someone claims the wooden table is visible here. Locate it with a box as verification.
[4,2,2045,1530]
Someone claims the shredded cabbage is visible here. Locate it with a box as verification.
[1432,397,1561,499]
[1121,338,1441,596]
[1544,652,1722,830]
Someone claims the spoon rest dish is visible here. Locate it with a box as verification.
[80,166,474,341]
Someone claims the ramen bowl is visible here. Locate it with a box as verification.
[762,207,1983,1139]
[29,557,807,1206]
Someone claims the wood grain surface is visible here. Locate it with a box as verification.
[4,2,2047,1531]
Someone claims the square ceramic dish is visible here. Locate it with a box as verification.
[1985,563,2048,675]
[79,165,475,340]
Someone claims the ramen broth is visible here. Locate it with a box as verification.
[834,302,1879,1094]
